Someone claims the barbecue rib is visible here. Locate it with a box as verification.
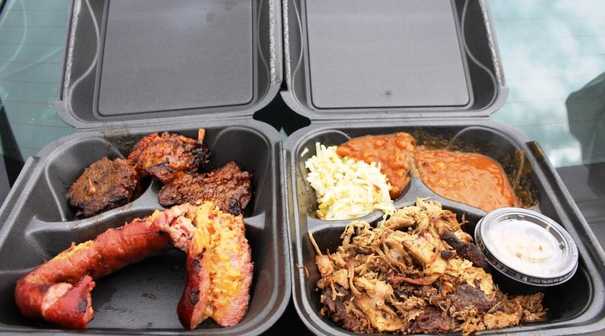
[158,161,252,215]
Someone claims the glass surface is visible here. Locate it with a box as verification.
[490,1,605,168]
[0,0,73,162]
[0,0,604,167]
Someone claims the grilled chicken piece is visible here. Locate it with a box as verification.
[355,295,404,332]
[128,129,209,183]
[67,157,140,218]
[389,231,439,267]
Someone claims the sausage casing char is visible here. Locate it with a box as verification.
[14,202,253,330]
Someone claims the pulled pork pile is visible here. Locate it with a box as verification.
[312,200,546,335]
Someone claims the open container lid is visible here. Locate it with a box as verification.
[57,0,282,129]
[281,0,506,120]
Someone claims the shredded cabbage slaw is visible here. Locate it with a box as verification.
[305,143,394,220]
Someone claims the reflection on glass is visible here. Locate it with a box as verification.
[491,0,605,168]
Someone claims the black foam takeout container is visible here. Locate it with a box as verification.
[0,0,289,335]
[282,0,605,335]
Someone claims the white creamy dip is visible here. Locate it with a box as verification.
[484,219,566,278]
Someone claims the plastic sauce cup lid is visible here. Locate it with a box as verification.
[474,208,579,287]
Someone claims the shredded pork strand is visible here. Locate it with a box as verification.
[314,199,546,335]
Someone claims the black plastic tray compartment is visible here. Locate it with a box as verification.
[0,121,290,335]
[284,121,605,336]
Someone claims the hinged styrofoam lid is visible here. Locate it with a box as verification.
[58,0,282,129]
[281,0,505,121]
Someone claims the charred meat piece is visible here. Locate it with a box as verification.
[320,287,372,333]
[409,306,454,334]
[449,284,495,313]
[158,161,252,215]
[128,130,210,183]
[67,157,140,218]
[336,132,416,199]
[441,231,489,269]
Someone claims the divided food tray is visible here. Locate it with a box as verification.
[280,6,605,333]
[0,0,289,334]
[284,121,605,335]
[0,122,289,335]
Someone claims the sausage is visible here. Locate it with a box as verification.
[209,221,253,327]
[177,254,211,329]
[39,276,95,329]
[14,208,186,329]
[14,202,253,330]
[176,202,253,329]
